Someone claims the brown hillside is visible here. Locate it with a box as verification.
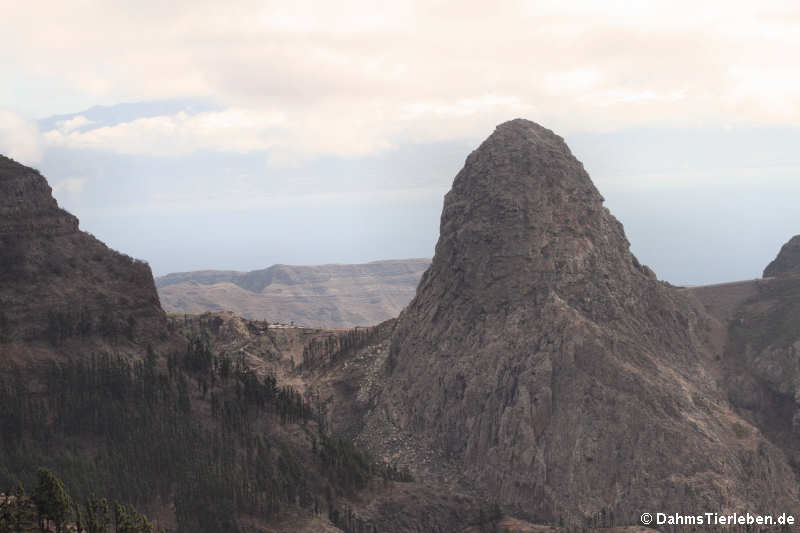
[682,279,760,323]
[156,260,430,328]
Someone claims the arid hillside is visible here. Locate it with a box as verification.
[156,260,430,328]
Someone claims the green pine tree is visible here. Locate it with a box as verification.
[85,497,111,533]
[32,468,72,533]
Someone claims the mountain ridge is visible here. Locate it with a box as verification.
[156,259,431,291]
[156,259,430,328]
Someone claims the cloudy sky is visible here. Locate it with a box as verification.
[1,0,798,284]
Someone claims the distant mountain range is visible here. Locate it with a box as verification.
[155,259,430,328]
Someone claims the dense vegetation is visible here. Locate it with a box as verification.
[0,467,156,533]
[0,332,390,532]
[301,327,384,369]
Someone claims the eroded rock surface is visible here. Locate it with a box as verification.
[0,155,166,347]
[359,120,798,525]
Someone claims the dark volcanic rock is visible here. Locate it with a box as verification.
[722,239,800,476]
[361,120,798,525]
[0,155,166,346]
[764,235,800,278]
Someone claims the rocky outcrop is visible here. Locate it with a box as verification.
[156,260,430,327]
[723,244,800,475]
[764,235,800,278]
[0,155,166,347]
[683,237,800,476]
[359,120,798,525]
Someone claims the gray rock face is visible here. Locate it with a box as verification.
[364,120,798,524]
[723,274,800,475]
[0,155,166,345]
[0,156,79,237]
[764,235,800,278]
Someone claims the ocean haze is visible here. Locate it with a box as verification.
[2,0,798,288]
[34,102,800,286]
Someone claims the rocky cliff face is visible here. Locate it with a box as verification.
[687,235,800,477]
[0,155,166,347]
[721,238,800,477]
[360,120,798,524]
[764,235,800,278]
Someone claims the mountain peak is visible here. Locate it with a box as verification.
[764,234,800,278]
[430,116,650,324]
[455,118,588,192]
[363,120,798,524]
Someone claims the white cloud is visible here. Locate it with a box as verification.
[55,115,95,133]
[6,1,800,158]
[0,109,42,164]
[42,96,530,162]
[45,109,286,157]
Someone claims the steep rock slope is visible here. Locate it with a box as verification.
[764,235,800,278]
[361,120,798,524]
[721,236,800,472]
[156,260,430,327]
[0,155,166,348]
[684,236,800,473]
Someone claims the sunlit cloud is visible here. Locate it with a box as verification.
[3,0,800,160]
[3,0,799,283]
[41,96,531,162]
[55,115,95,133]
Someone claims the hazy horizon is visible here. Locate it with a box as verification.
[2,2,799,285]
[13,101,800,287]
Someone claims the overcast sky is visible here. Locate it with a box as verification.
[1,1,798,284]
